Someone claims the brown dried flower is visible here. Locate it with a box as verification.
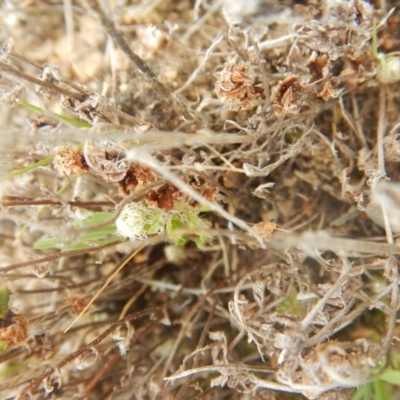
[116,171,139,197]
[253,221,277,242]
[0,315,28,348]
[117,164,157,197]
[146,183,178,210]
[131,164,157,185]
[53,146,89,177]
[145,179,217,210]
[66,296,88,315]
[215,64,264,111]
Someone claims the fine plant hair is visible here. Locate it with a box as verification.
[1,1,400,400]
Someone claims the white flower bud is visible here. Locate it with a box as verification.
[116,203,167,240]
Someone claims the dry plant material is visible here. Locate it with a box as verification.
[215,64,264,110]
[146,182,177,210]
[2,0,400,399]
[253,220,277,242]
[270,75,303,116]
[53,146,89,177]
[306,52,329,81]
[0,315,28,349]
[116,164,157,196]
[66,296,89,315]
[316,81,340,102]
[53,144,217,207]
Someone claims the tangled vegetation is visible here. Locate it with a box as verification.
[1,0,400,399]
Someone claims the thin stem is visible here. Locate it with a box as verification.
[81,0,171,99]
[301,272,349,330]
[0,61,85,101]
[380,256,399,357]
[1,196,114,209]
[376,86,386,176]
[63,246,144,332]
[0,241,121,273]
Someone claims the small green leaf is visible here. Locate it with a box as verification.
[174,236,190,246]
[34,212,117,250]
[19,101,92,127]
[0,155,54,182]
[166,212,211,247]
[167,214,184,232]
[73,212,114,227]
[194,234,208,248]
[34,237,66,250]
[380,369,400,386]
[391,353,400,370]
[0,287,10,317]
[34,235,120,250]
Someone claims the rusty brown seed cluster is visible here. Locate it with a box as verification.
[0,315,28,349]
[53,146,216,210]
[53,146,89,177]
[215,60,343,116]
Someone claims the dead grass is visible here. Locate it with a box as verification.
[1,0,400,399]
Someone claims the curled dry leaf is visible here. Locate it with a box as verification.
[271,75,302,116]
[316,81,343,101]
[277,340,378,399]
[306,52,329,81]
[74,346,100,370]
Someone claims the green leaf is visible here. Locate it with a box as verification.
[34,235,120,250]
[0,155,54,182]
[194,234,208,248]
[391,353,400,370]
[34,237,65,250]
[380,369,400,385]
[167,214,185,232]
[34,212,117,250]
[73,212,114,227]
[79,225,117,241]
[19,101,92,127]
[351,382,373,400]
[373,379,391,400]
[166,212,211,247]
[0,287,10,317]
